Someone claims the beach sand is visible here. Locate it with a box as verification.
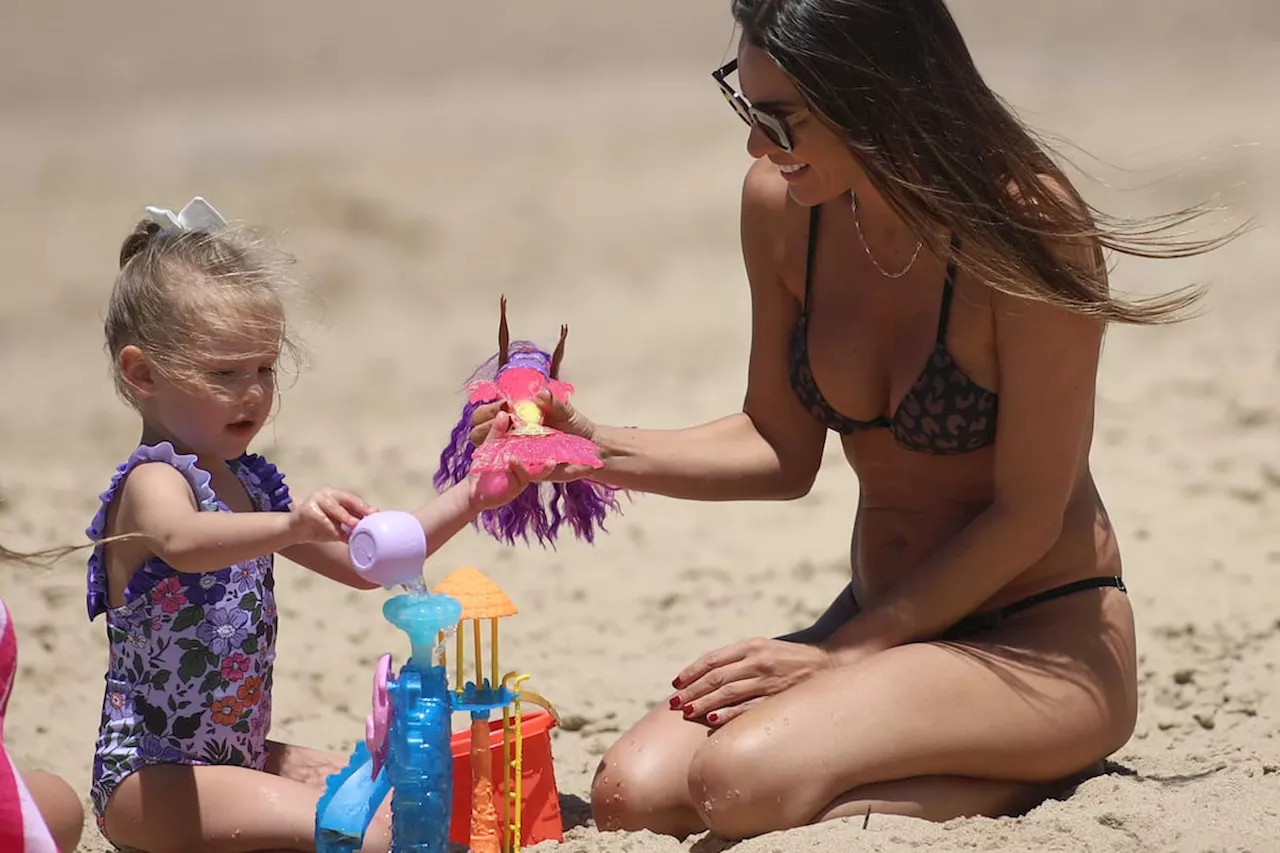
[1,1,1278,850]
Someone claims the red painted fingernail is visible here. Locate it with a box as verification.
[671,677,682,689]
[669,695,681,709]
[682,704,694,716]
[707,713,719,724]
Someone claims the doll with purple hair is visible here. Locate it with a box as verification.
[434,297,623,547]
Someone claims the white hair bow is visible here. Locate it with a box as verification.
[144,197,228,233]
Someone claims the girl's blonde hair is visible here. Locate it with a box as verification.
[1,533,144,566]
[0,543,53,564]
[105,218,306,406]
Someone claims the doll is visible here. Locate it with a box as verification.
[434,297,622,546]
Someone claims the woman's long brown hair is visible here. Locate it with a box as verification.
[732,0,1247,324]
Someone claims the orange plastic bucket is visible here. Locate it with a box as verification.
[448,710,563,848]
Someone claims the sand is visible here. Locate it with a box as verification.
[1,1,1278,850]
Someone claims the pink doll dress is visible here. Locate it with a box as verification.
[85,443,291,823]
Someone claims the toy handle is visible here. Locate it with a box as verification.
[347,510,427,589]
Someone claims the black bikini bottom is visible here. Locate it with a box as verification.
[780,575,1127,646]
[935,575,1127,641]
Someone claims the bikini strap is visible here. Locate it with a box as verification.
[802,205,821,314]
[935,232,963,343]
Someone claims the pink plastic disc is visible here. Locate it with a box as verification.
[365,653,392,777]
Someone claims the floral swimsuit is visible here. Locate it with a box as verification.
[86,442,292,823]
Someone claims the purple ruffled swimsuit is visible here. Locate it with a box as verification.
[86,442,292,820]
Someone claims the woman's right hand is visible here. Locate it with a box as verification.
[468,390,602,482]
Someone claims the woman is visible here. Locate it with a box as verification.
[471,0,1235,841]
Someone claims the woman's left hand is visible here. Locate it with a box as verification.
[669,638,834,728]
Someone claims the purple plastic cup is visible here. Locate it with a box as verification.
[347,510,428,589]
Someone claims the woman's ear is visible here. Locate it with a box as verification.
[118,345,158,399]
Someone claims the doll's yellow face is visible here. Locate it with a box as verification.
[512,400,544,431]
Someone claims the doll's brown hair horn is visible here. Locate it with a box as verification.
[549,324,568,379]
[498,295,510,367]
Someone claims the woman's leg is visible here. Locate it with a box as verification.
[595,585,1135,840]
[592,583,862,837]
[812,763,1104,825]
[101,741,391,853]
[591,704,714,837]
[590,705,1056,836]
[22,769,84,853]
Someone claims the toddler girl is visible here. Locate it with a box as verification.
[86,197,530,852]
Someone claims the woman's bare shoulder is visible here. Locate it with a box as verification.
[741,159,809,295]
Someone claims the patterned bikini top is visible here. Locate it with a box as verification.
[788,205,999,455]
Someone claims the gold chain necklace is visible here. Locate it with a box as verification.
[850,191,922,279]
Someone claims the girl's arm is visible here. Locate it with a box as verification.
[283,413,530,589]
[116,462,308,573]
[280,480,480,590]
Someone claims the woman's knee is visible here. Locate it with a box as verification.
[590,741,673,832]
[686,727,817,840]
[589,716,711,837]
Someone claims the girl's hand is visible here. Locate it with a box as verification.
[289,488,376,543]
[669,638,834,728]
[466,411,535,511]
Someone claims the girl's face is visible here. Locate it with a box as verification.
[732,42,863,206]
[122,327,279,461]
